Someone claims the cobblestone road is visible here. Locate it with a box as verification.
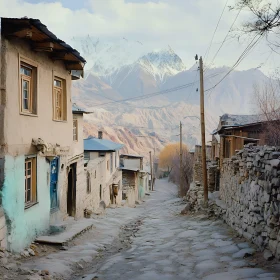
[77,179,280,280]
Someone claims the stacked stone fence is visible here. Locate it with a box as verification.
[218,144,280,259]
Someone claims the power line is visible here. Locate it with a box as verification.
[89,72,222,108]
[205,33,264,94]
[207,6,243,70]
[204,0,229,64]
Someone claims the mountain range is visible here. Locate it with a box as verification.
[71,38,270,155]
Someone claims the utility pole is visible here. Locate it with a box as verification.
[149,151,153,191]
[199,56,208,206]
[179,121,183,197]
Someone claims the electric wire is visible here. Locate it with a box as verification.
[89,72,222,108]
[206,6,243,71]
[204,0,229,64]
[205,33,264,94]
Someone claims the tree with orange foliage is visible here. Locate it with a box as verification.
[159,143,188,171]
[159,142,193,196]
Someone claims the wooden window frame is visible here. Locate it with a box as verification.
[53,76,67,121]
[110,153,113,173]
[25,156,37,209]
[86,172,91,194]
[73,118,78,141]
[19,56,38,116]
[84,152,90,161]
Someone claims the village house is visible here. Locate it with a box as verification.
[84,132,123,210]
[120,154,150,206]
[0,17,86,252]
[205,113,267,192]
[211,114,265,165]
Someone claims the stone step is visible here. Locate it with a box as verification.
[35,219,95,246]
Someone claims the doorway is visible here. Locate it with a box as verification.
[50,157,59,210]
[67,163,77,217]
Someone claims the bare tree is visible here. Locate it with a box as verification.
[168,149,194,197]
[234,0,280,50]
[254,76,280,145]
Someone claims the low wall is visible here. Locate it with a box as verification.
[219,145,280,258]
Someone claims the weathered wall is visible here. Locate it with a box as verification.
[219,145,280,258]
[122,170,137,206]
[0,207,7,248]
[72,114,84,157]
[72,156,86,219]
[4,38,73,156]
[85,153,122,211]
[123,158,141,169]
[85,157,106,212]
[3,155,50,252]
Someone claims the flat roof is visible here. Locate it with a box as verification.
[84,136,124,152]
[120,154,144,159]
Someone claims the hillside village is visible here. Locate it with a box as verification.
[2,3,280,280]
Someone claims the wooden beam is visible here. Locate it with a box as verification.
[65,61,84,70]
[5,28,32,39]
[32,42,54,52]
[51,51,67,60]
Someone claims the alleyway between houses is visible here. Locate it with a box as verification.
[22,179,280,280]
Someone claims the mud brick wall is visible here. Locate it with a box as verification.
[219,145,280,258]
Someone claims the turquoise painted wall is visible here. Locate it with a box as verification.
[138,177,145,199]
[2,155,50,252]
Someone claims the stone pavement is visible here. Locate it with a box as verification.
[76,179,280,280]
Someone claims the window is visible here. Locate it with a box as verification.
[110,153,113,173]
[107,160,109,171]
[115,152,117,168]
[100,184,102,200]
[73,119,78,141]
[86,172,91,194]
[53,77,66,121]
[20,62,37,115]
[84,152,90,161]
[94,170,96,179]
[25,156,37,207]
[224,138,231,158]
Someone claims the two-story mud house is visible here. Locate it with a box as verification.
[120,154,149,206]
[0,17,86,252]
[84,132,123,210]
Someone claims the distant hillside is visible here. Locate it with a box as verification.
[71,38,269,153]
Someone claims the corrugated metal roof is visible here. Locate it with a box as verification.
[84,136,123,152]
[220,114,262,127]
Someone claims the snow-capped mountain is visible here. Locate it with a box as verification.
[137,47,186,84]
[71,36,146,79]
[71,40,270,153]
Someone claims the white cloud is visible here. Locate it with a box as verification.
[0,0,279,74]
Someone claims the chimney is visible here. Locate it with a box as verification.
[98,131,103,139]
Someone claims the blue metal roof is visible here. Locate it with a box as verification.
[84,137,124,152]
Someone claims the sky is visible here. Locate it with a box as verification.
[1,0,280,74]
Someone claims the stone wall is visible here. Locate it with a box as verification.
[219,144,280,258]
